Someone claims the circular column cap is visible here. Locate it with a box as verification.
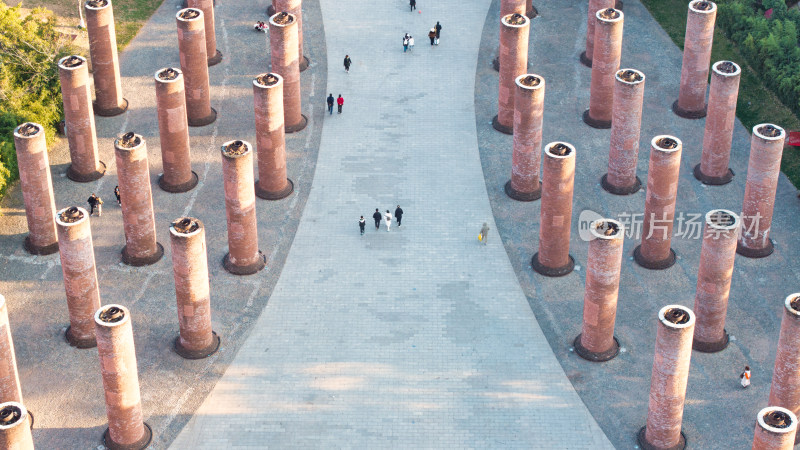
[658,305,695,329]
[689,0,717,14]
[253,72,284,88]
[55,206,89,228]
[705,209,739,231]
[785,293,800,318]
[114,131,145,152]
[176,7,204,21]
[596,8,623,23]
[501,13,529,28]
[13,122,42,140]
[169,217,204,238]
[269,11,296,27]
[0,402,29,431]
[58,55,88,71]
[651,135,682,153]
[155,67,183,83]
[615,68,645,85]
[220,140,253,158]
[589,218,625,241]
[544,141,576,159]
[753,123,785,141]
[94,304,131,328]
[712,60,741,78]
[515,74,544,91]
[757,406,798,435]
[84,0,111,10]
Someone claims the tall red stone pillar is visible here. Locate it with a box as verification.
[154,67,198,193]
[492,0,526,71]
[94,305,152,450]
[169,217,221,359]
[268,0,309,71]
[187,0,222,65]
[55,206,101,349]
[584,8,624,129]
[221,140,266,275]
[506,74,544,201]
[84,0,128,116]
[634,136,682,270]
[253,73,294,200]
[532,142,576,277]
[114,133,164,266]
[493,13,530,135]
[0,403,33,449]
[177,8,217,127]
[580,0,614,67]
[692,209,739,353]
[695,61,740,184]
[58,55,106,182]
[673,0,716,119]
[13,123,59,255]
[269,12,307,133]
[737,124,785,258]
[574,218,624,362]
[638,305,695,450]
[0,295,23,406]
[768,293,800,445]
[602,68,645,195]
[753,407,798,449]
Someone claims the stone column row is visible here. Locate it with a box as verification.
[584,8,623,129]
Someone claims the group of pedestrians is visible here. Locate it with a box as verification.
[85,186,121,218]
[326,93,344,114]
[405,22,441,51]
[360,206,404,234]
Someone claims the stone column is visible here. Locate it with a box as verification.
[692,209,739,353]
[584,8,623,129]
[673,0,717,119]
[580,0,615,67]
[84,0,127,116]
[737,124,785,258]
[0,403,33,449]
[634,136,682,270]
[187,0,222,65]
[268,0,309,71]
[114,133,164,266]
[221,140,266,275]
[253,73,294,200]
[506,74,544,201]
[753,407,798,449]
[177,8,217,127]
[768,293,800,445]
[58,55,105,182]
[55,206,101,349]
[574,218,624,362]
[94,305,152,450]
[493,13,530,134]
[269,12,307,133]
[532,142,576,277]
[492,0,526,71]
[169,217,221,359]
[0,295,22,405]
[602,68,645,195]
[13,123,59,255]
[695,61,740,185]
[638,305,695,450]
[154,67,198,193]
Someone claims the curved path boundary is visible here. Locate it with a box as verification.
[172,0,612,446]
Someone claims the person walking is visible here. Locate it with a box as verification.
[343,55,351,73]
[428,28,436,46]
[384,210,392,232]
[114,185,121,205]
[373,208,382,229]
[87,193,103,217]
[337,94,344,114]
[740,366,751,388]
[408,35,415,52]
[395,205,404,226]
[327,93,334,115]
[403,34,409,52]
[359,216,366,235]
[434,21,442,45]
[479,222,489,245]
[410,0,416,12]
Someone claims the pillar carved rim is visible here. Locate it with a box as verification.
[712,60,740,78]
[220,139,253,159]
[84,0,111,11]
[514,74,544,91]
[757,406,798,435]
[689,0,717,15]
[58,55,88,72]
[595,8,623,25]
[94,304,130,329]
[169,217,204,238]
[253,72,284,89]
[705,209,739,232]
[0,402,29,431]
[544,141,576,160]
[269,12,297,28]
[784,293,800,318]
[753,123,785,142]
[589,218,625,241]
[154,67,183,84]
[13,122,43,140]
[651,135,682,154]
[114,132,145,153]
[176,7,204,22]
[55,206,89,228]
[501,12,530,28]
[658,305,695,330]
[615,68,645,86]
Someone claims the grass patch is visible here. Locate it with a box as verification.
[640,0,800,189]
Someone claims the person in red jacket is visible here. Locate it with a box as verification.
[337,94,344,114]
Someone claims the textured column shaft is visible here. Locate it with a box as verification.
[0,295,22,405]
[58,55,105,182]
[269,13,306,132]
[187,0,221,65]
[582,0,615,65]
[586,8,623,128]
[604,69,645,194]
[0,403,33,450]
[56,207,101,349]
[155,68,197,193]
[753,407,798,450]
[692,210,739,352]
[177,9,216,127]
[254,73,293,200]
[494,14,530,134]
[115,133,163,266]
[94,305,149,448]
[84,0,127,116]
[643,305,695,449]
[533,142,575,276]
[697,61,740,184]
[636,136,682,269]
[13,123,58,255]
[221,141,265,275]
[768,294,800,436]
[738,124,785,258]
[507,74,544,201]
[274,0,306,70]
[674,1,716,118]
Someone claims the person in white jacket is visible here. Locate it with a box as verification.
[408,36,415,52]
[384,210,392,232]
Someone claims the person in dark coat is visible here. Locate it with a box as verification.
[114,185,121,205]
[372,208,382,229]
[87,193,103,217]
[395,205,404,226]
[344,55,351,73]
[359,216,366,235]
[410,0,416,11]
[327,93,334,115]
[428,28,436,46]
[337,94,344,114]
[434,21,442,45]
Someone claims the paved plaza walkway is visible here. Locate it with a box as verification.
[171,0,613,447]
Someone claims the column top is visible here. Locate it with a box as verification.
[155,67,183,83]
[58,55,88,71]
[13,122,42,140]
[712,60,740,78]
[0,402,29,431]
[269,12,296,28]
[704,209,739,231]
[176,8,204,22]
[615,68,645,86]
[114,132,145,152]
[651,135,682,154]
[84,0,110,10]
[501,13,529,28]
[170,217,204,238]
[595,8,623,24]
[589,218,624,241]
[658,305,695,329]
[544,142,575,160]
[756,407,797,435]
[253,72,284,89]
[55,206,89,228]
[514,74,544,91]
[753,124,785,142]
[689,0,716,15]
[785,293,800,318]
[94,304,130,328]
[221,140,253,159]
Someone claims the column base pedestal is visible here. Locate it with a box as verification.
[174,331,221,359]
[579,51,592,68]
[693,164,734,186]
[601,174,641,195]
[223,250,266,275]
[573,334,620,362]
[67,160,106,182]
[103,422,152,450]
[23,236,59,255]
[692,330,729,353]
[188,107,217,127]
[531,253,575,277]
[492,115,513,135]
[285,114,308,133]
[633,245,676,270]
[158,171,199,193]
[299,55,310,72]
[65,325,97,349]
[672,99,707,119]
[504,180,541,201]
[208,49,223,66]
[121,242,164,267]
[583,109,611,129]
[637,426,686,450]
[93,98,129,117]
[492,56,499,71]
[736,239,774,258]
[256,178,294,200]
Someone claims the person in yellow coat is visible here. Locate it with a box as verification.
[479,223,489,245]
